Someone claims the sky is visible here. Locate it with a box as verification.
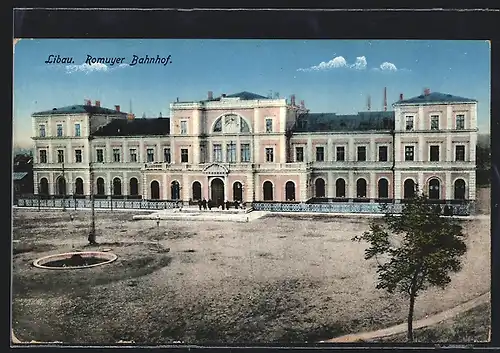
[13,39,490,148]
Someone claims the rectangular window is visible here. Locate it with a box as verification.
[430,145,440,161]
[39,125,46,137]
[227,143,236,163]
[405,116,414,131]
[147,148,154,162]
[456,145,466,161]
[316,146,325,162]
[57,124,63,137]
[378,146,388,162]
[357,146,366,161]
[180,120,187,135]
[456,115,465,130]
[213,144,222,162]
[405,146,414,161]
[113,148,121,162]
[336,146,345,161]
[57,149,64,163]
[75,123,81,137]
[296,147,304,162]
[96,149,104,163]
[265,147,274,162]
[129,149,137,162]
[430,115,439,130]
[181,148,189,163]
[75,149,82,163]
[164,148,171,163]
[265,118,273,133]
[39,150,47,163]
[241,143,251,162]
[200,144,207,163]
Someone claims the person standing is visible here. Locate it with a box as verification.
[202,198,207,210]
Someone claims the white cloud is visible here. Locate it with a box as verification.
[65,62,129,74]
[379,62,398,71]
[297,55,367,72]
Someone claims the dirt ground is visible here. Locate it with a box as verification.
[11,188,491,344]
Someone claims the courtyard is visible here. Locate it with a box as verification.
[11,188,490,344]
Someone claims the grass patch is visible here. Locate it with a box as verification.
[12,242,57,255]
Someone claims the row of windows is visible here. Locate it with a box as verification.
[404,145,466,162]
[39,123,81,138]
[39,176,140,196]
[405,114,465,131]
[296,146,389,162]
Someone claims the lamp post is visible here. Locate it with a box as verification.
[88,161,96,245]
[37,185,41,212]
[62,162,66,212]
[110,180,114,211]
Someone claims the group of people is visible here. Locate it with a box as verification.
[197,198,242,211]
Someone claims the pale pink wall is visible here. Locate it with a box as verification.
[400,173,418,196]
[256,174,300,201]
[174,143,192,164]
[259,139,281,163]
[170,109,196,135]
[423,105,447,130]
[258,107,283,132]
[375,172,394,198]
[145,174,163,198]
[399,139,418,161]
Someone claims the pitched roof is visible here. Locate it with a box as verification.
[32,105,127,116]
[13,172,28,181]
[92,118,170,137]
[203,91,271,102]
[395,92,477,105]
[293,111,395,132]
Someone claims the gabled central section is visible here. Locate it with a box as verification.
[202,163,229,175]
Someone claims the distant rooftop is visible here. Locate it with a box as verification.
[293,111,395,133]
[32,104,127,116]
[92,118,170,137]
[395,92,477,105]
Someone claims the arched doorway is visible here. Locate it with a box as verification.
[56,176,66,196]
[39,178,49,195]
[263,181,273,201]
[129,178,139,196]
[378,178,389,199]
[454,179,466,200]
[285,181,296,201]
[96,177,105,195]
[356,178,367,198]
[151,180,160,200]
[403,179,416,199]
[192,181,202,201]
[428,178,440,200]
[171,181,180,200]
[113,177,122,196]
[75,178,84,195]
[233,181,243,202]
[336,178,346,198]
[211,178,224,206]
[315,178,326,198]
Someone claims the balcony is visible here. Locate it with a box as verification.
[311,161,393,170]
[254,162,312,171]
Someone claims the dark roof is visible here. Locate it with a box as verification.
[13,172,29,181]
[395,92,477,105]
[32,105,127,117]
[293,111,395,132]
[92,118,170,137]
[203,91,270,102]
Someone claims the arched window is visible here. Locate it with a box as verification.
[356,178,367,198]
[263,181,273,201]
[129,178,139,196]
[113,178,122,196]
[336,178,346,198]
[39,178,49,195]
[56,176,66,196]
[213,117,222,132]
[75,178,84,195]
[192,181,202,201]
[233,181,243,201]
[151,180,160,200]
[378,178,389,199]
[454,179,466,200]
[285,181,296,201]
[428,178,440,200]
[171,181,180,200]
[240,118,250,133]
[96,178,105,195]
[315,178,326,198]
[403,179,416,199]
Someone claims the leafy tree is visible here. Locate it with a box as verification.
[352,190,467,342]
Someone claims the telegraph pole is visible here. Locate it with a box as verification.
[62,162,66,211]
[88,160,96,245]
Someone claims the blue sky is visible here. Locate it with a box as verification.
[13,39,490,147]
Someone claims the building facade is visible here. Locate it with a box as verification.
[31,90,478,209]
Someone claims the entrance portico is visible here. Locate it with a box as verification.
[203,163,229,206]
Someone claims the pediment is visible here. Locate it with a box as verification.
[202,163,229,175]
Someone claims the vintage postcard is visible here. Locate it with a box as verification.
[12,37,491,345]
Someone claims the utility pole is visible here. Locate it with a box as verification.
[62,162,66,211]
[89,160,96,245]
[110,180,113,211]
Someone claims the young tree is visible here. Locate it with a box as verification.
[352,191,467,342]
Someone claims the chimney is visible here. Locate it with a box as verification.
[424,88,431,96]
[300,100,305,109]
[208,91,213,100]
[114,105,120,112]
[290,94,296,106]
[84,99,91,106]
[222,93,226,98]
[127,113,135,120]
[367,95,371,111]
[95,100,101,107]
[383,87,387,112]
[399,93,404,101]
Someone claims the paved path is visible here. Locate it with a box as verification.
[321,291,491,343]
